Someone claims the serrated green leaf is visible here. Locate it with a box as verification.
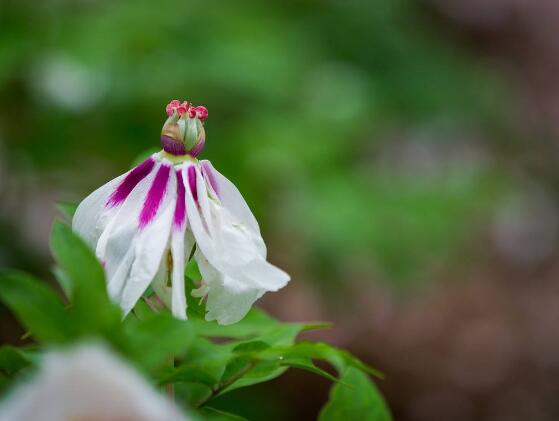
[189,308,325,346]
[0,271,75,343]
[264,341,383,379]
[319,367,392,421]
[280,358,339,383]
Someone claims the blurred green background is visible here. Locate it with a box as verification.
[3,0,559,419]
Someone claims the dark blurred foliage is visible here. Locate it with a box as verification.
[1,0,559,419]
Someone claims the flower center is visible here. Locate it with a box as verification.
[161,99,208,157]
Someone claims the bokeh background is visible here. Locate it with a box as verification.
[2,0,559,419]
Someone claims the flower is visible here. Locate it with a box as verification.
[0,344,188,421]
[72,100,290,324]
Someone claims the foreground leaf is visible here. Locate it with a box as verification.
[50,222,121,334]
[0,271,74,343]
[319,367,392,421]
[123,313,195,372]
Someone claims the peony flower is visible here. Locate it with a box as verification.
[0,344,188,421]
[72,99,289,324]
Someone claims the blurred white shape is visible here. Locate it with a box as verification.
[491,186,559,266]
[30,54,107,111]
[0,344,188,421]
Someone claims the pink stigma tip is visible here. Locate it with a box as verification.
[166,99,208,121]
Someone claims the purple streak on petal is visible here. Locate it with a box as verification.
[139,164,171,229]
[106,157,155,208]
[187,165,198,202]
[173,169,186,229]
[201,161,219,198]
[161,135,187,155]
[188,134,205,157]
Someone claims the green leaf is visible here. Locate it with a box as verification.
[0,346,32,375]
[123,313,194,372]
[319,367,392,421]
[189,308,327,345]
[160,338,233,387]
[264,342,383,379]
[199,407,249,421]
[232,341,270,355]
[219,359,287,395]
[280,358,338,383]
[0,271,75,343]
[185,259,202,281]
[50,221,120,331]
[185,276,206,320]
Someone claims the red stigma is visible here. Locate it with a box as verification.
[176,101,189,115]
[165,99,208,121]
[165,99,181,116]
[193,105,208,120]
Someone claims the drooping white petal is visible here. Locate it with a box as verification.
[119,168,176,315]
[0,344,188,421]
[170,228,195,319]
[151,231,194,319]
[98,161,176,315]
[184,164,289,324]
[194,249,261,325]
[97,165,159,300]
[72,173,127,249]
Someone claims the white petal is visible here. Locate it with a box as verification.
[100,162,176,315]
[99,165,159,300]
[0,344,187,421]
[170,228,195,320]
[119,169,176,315]
[195,249,261,325]
[186,170,288,290]
[72,173,127,249]
[184,164,289,324]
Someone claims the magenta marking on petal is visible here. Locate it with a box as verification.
[161,135,187,155]
[187,165,198,202]
[201,161,219,197]
[188,135,205,157]
[173,169,186,229]
[139,164,171,228]
[106,157,155,208]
